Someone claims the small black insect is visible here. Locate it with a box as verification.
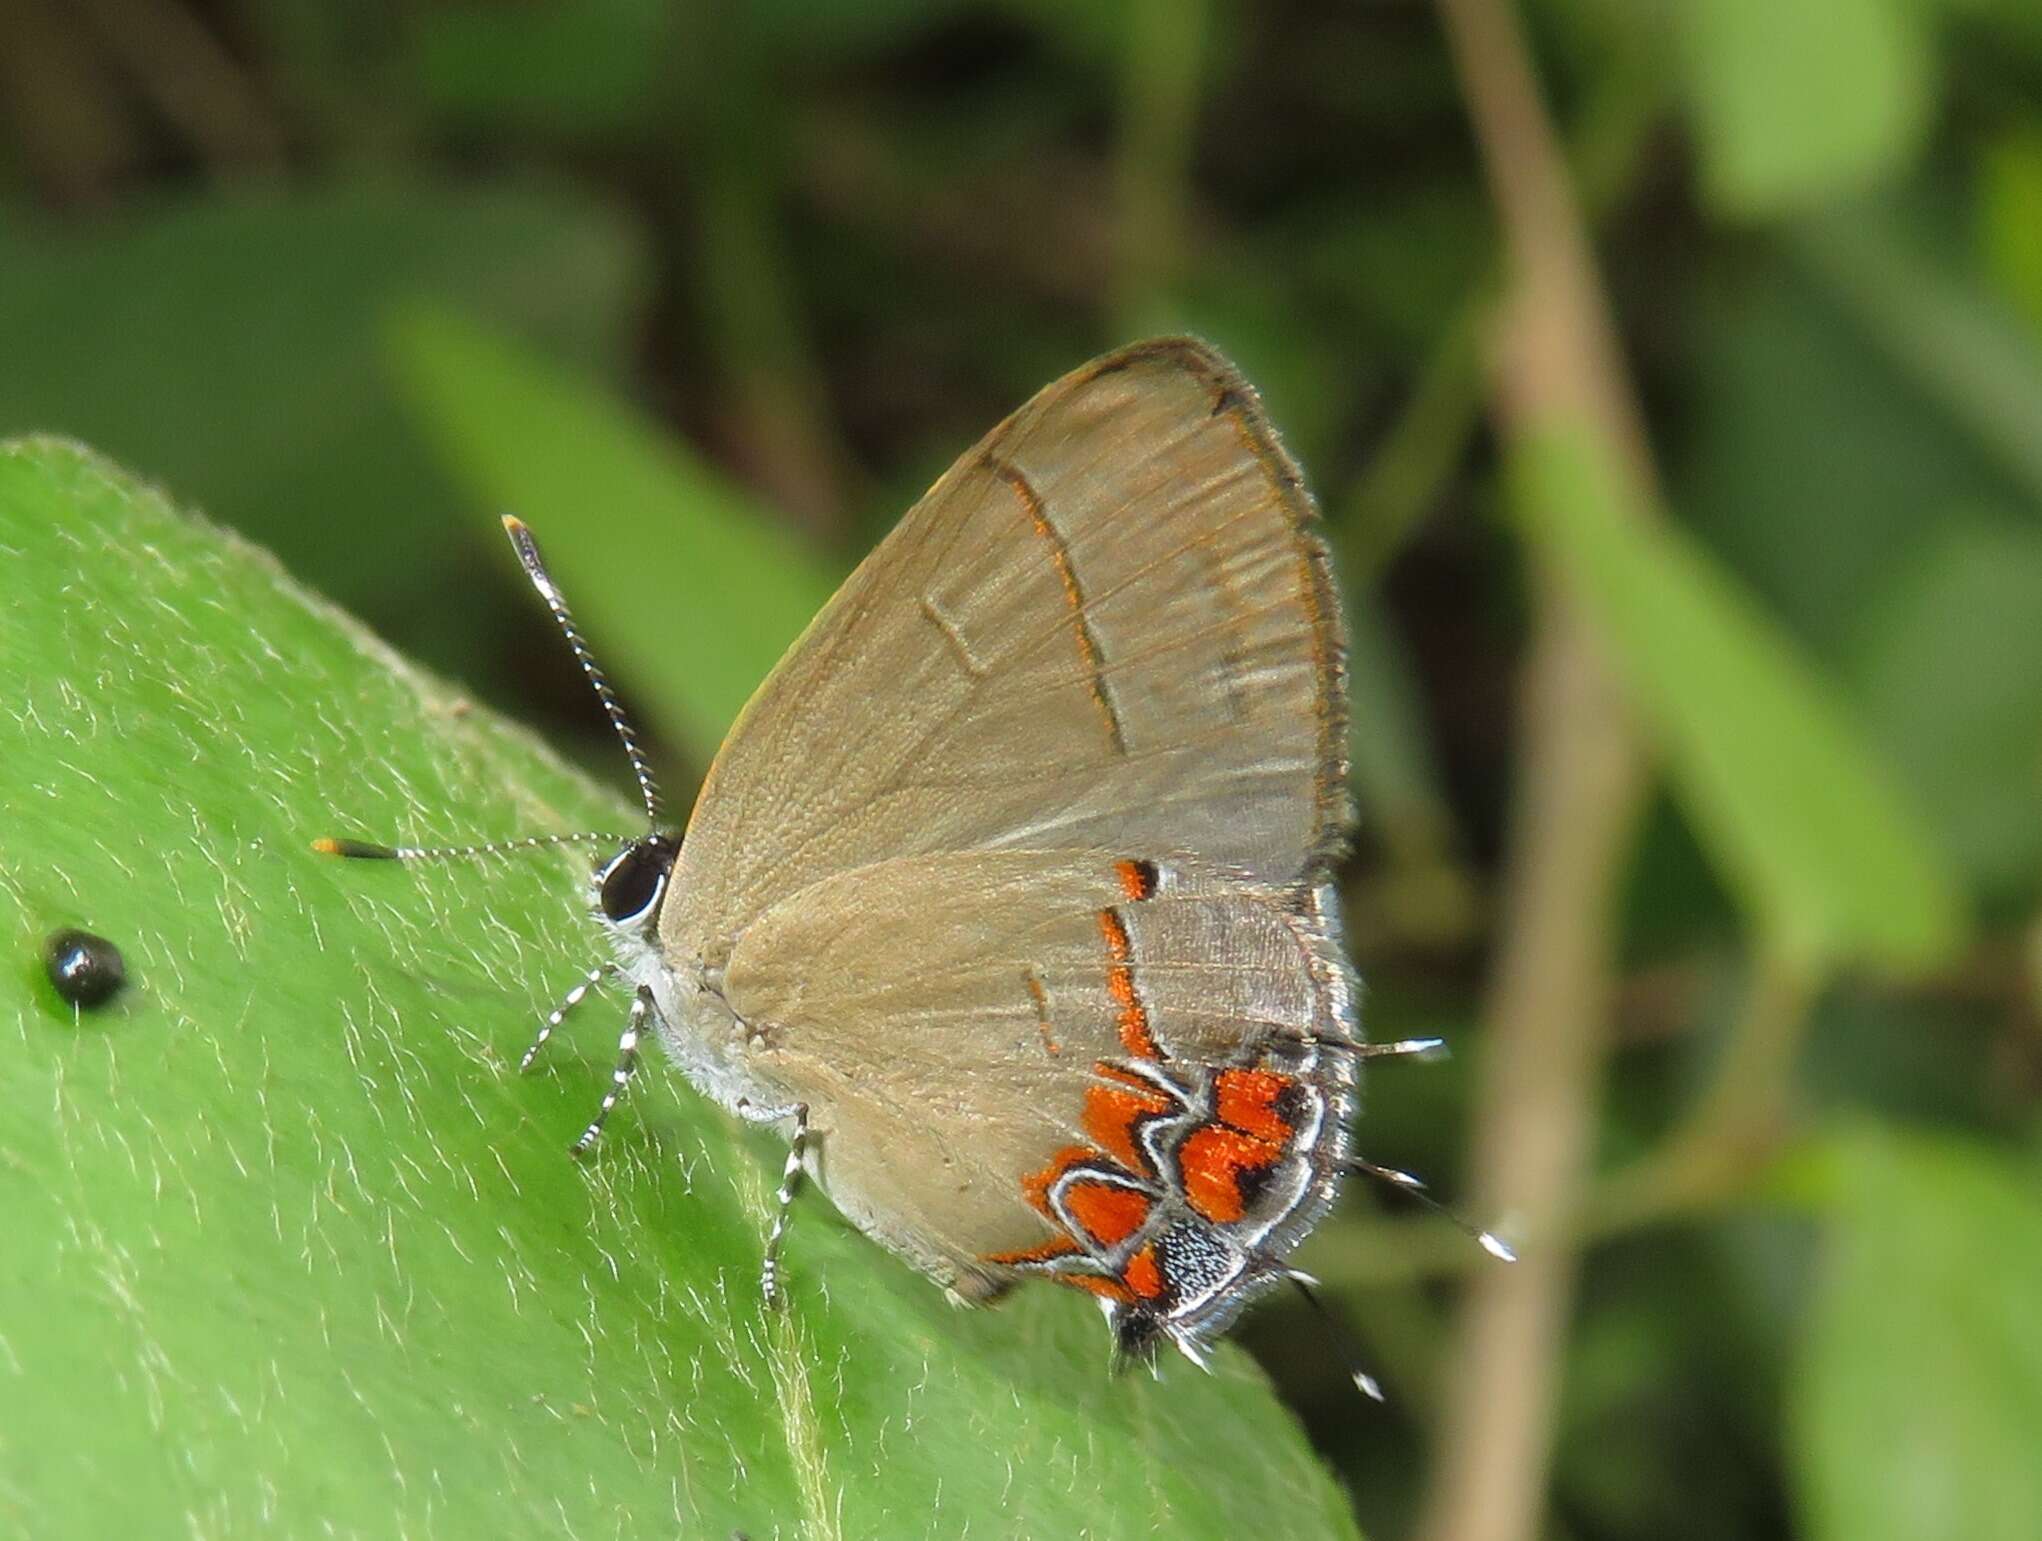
[44,929,126,1008]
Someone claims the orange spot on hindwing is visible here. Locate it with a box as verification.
[1064,1274,1136,1305]
[1213,1068,1301,1146]
[1062,1180,1152,1248]
[991,1047,1318,1334]
[1114,858,1159,901]
[1097,908,1158,1059]
[1122,1244,1167,1302]
[1178,1125,1283,1225]
[1082,1071,1175,1175]
[1019,1146,1094,1222]
[985,1234,1083,1267]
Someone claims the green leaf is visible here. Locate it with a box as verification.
[0,440,1361,1539]
[385,305,840,761]
[407,0,670,138]
[1853,518,2042,900]
[1510,424,1964,972]
[1676,255,2025,661]
[1979,132,2042,340]
[0,182,647,672]
[1792,1126,2042,1541]
[1677,0,1932,217]
[1793,206,2042,505]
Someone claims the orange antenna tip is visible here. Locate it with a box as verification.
[312,837,402,860]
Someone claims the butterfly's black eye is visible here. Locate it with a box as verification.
[597,837,675,925]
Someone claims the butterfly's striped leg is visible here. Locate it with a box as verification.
[760,1104,809,1308]
[521,964,612,1072]
[568,987,650,1156]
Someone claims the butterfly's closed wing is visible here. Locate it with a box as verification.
[719,849,1357,1327]
[664,338,1349,966]
[313,340,1428,1367]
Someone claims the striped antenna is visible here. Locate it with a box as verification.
[1348,1158,1518,1262]
[1288,1273,1385,1402]
[501,515,664,828]
[311,831,630,863]
[312,519,658,866]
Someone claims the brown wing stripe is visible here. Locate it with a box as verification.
[1023,968,1061,1056]
[1097,907,1160,1059]
[986,452,1128,754]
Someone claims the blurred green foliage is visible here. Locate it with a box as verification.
[1,1,2038,1538]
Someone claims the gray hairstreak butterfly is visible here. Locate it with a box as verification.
[317,337,1509,1388]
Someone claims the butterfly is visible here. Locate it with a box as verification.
[320,338,1506,1387]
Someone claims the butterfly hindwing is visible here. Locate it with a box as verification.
[716,849,1358,1331]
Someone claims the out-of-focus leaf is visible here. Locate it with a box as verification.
[1931,0,2042,53]
[1345,596,1476,946]
[1792,1126,2042,1541]
[1557,1233,1783,1541]
[0,181,646,678]
[994,0,1137,66]
[1794,207,2042,504]
[743,0,973,54]
[407,0,669,136]
[1676,0,1931,217]
[1677,259,2021,660]
[1175,276,1356,469]
[409,0,964,135]
[1511,424,1964,971]
[1344,597,1454,852]
[1797,988,2009,1129]
[1284,189,1492,356]
[1853,519,2042,900]
[0,437,1364,1541]
[386,305,839,761]
[1979,132,2042,338]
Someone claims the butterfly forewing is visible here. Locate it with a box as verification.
[664,338,1349,964]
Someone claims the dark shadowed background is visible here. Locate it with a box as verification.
[3,2,2039,1539]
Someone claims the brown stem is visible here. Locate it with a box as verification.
[1113,0,1209,332]
[1417,607,1643,1541]
[1413,0,1657,1538]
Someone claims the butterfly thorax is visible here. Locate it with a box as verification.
[592,835,800,1126]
